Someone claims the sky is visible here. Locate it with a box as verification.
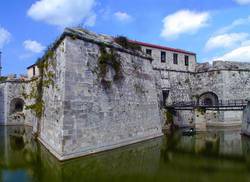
[1,0,250,75]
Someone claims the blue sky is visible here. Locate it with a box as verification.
[1,0,250,75]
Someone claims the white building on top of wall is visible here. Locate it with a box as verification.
[129,40,197,72]
[27,64,39,79]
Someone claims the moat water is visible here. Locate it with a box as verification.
[1,126,250,182]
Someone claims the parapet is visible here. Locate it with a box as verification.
[196,60,250,72]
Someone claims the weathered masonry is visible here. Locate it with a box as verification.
[6,28,163,160]
[2,28,250,160]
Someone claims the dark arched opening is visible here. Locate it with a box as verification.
[10,98,25,114]
[198,92,219,106]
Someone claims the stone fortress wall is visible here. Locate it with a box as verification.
[139,40,250,127]
[0,81,35,126]
[1,27,250,160]
[191,61,250,126]
[29,28,163,160]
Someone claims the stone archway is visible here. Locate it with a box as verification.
[198,92,219,106]
[10,98,25,114]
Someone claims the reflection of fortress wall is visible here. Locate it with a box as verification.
[218,130,242,155]
[0,126,36,169]
[39,137,162,181]
[177,129,243,156]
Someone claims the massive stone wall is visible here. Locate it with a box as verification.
[39,38,67,155]
[38,29,163,160]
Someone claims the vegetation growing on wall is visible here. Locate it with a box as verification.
[165,110,174,125]
[196,106,206,115]
[22,50,56,119]
[0,76,7,83]
[163,109,179,134]
[134,83,145,95]
[98,45,123,88]
[192,94,200,101]
[114,36,141,52]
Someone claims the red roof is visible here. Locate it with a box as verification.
[129,40,196,55]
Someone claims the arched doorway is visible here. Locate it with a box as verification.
[10,98,25,114]
[198,92,219,106]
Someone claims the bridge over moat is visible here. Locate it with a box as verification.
[166,99,248,111]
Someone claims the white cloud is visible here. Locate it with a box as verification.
[23,40,45,53]
[214,45,250,62]
[217,16,250,34]
[114,11,132,22]
[0,27,11,49]
[205,33,249,51]
[161,10,210,39]
[27,0,96,27]
[242,40,250,46]
[234,0,250,5]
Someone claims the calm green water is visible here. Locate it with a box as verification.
[1,126,250,182]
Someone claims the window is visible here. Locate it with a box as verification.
[173,53,178,64]
[162,90,169,106]
[185,55,189,66]
[146,49,152,56]
[32,67,36,76]
[161,51,166,63]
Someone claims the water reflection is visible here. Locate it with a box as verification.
[168,128,243,157]
[1,126,250,182]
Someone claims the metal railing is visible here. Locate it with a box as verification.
[168,99,247,109]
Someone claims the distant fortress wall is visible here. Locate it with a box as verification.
[0,81,35,126]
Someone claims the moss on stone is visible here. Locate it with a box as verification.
[24,49,56,120]
[114,36,141,52]
[98,45,123,86]
[197,106,206,115]
[165,110,174,125]
[134,83,145,94]
[0,76,7,83]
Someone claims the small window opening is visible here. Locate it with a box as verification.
[161,52,166,63]
[173,53,178,64]
[185,55,189,66]
[146,49,152,56]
